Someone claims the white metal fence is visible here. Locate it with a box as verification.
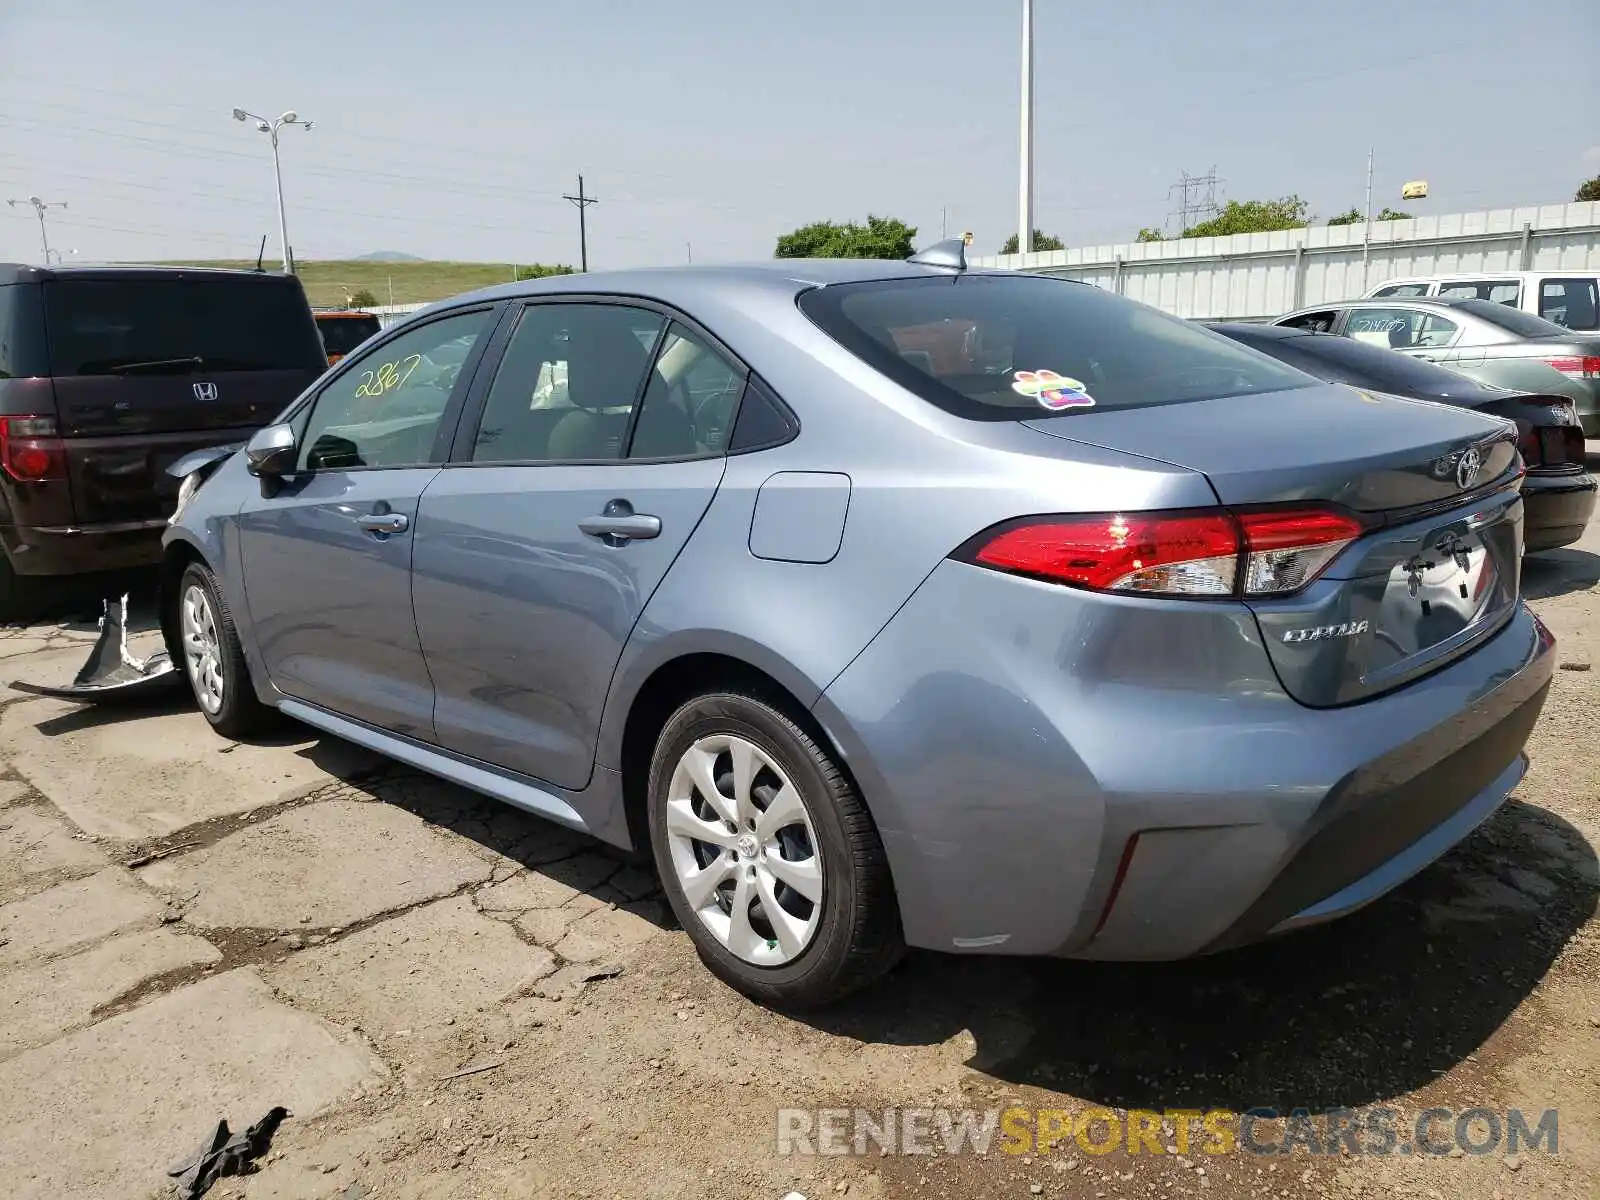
[971,201,1600,320]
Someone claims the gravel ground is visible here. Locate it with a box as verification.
[0,490,1595,1200]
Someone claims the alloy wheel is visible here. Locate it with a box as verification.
[180,583,225,714]
[664,733,823,966]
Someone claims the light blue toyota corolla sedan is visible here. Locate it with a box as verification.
[161,245,1554,1007]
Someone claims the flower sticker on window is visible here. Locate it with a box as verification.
[1012,369,1096,411]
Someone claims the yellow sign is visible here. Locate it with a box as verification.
[1401,180,1428,200]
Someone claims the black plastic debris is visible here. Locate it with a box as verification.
[168,1105,288,1199]
[10,594,183,701]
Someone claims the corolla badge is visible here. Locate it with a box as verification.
[193,382,219,402]
[1283,619,1369,644]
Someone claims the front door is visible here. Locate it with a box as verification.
[237,306,498,737]
[412,302,745,789]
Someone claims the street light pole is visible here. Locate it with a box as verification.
[233,107,313,273]
[1361,145,1374,291]
[6,196,66,264]
[1017,0,1035,258]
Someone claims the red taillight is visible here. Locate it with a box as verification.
[965,505,1365,599]
[0,416,66,482]
[1540,355,1600,379]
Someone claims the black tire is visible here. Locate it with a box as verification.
[175,562,275,738]
[648,690,903,1007]
[0,553,44,625]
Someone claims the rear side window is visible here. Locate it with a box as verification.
[1371,283,1431,298]
[0,283,49,378]
[798,276,1312,420]
[1538,278,1599,329]
[42,277,325,376]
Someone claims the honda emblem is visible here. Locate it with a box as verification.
[193,382,219,402]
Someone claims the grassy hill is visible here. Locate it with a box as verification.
[162,260,522,308]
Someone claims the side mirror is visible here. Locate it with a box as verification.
[245,423,297,477]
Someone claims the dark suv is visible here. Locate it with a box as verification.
[0,264,327,616]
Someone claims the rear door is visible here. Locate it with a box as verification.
[236,305,498,737]
[413,301,740,790]
[41,274,325,522]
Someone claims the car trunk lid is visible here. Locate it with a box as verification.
[1024,383,1525,706]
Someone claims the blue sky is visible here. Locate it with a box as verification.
[1,0,1596,267]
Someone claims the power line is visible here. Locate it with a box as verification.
[563,175,599,272]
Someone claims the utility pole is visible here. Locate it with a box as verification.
[1362,145,1374,289]
[1017,0,1035,257]
[686,242,692,264]
[941,207,948,240]
[6,196,66,264]
[563,175,599,272]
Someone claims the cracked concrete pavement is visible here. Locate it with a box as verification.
[0,509,1597,1200]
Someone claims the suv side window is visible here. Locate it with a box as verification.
[298,308,492,471]
[629,322,745,458]
[1538,278,1599,329]
[1438,280,1520,305]
[1371,283,1430,298]
[471,303,666,463]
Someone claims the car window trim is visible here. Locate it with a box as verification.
[445,293,759,468]
[290,301,504,476]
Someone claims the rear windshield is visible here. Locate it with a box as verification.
[316,313,382,356]
[798,275,1313,420]
[43,276,325,376]
[1450,299,1570,339]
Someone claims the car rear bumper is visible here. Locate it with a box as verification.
[0,519,168,576]
[1522,470,1597,551]
[815,559,1555,960]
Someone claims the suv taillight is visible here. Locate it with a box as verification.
[0,416,68,482]
[961,506,1368,599]
[1539,355,1600,379]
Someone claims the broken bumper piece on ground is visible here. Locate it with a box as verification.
[10,594,185,701]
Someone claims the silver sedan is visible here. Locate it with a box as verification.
[1272,297,1600,436]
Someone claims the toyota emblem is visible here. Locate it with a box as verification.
[193,382,219,402]
[1455,446,1483,490]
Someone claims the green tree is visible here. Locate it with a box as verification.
[348,288,379,307]
[774,215,917,260]
[1135,227,1164,242]
[1577,176,1600,202]
[1327,207,1411,225]
[514,263,576,281]
[1182,196,1309,238]
[999,229,1065,254]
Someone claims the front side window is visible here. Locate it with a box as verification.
[1538,278,1599,329]
[298,308,492,471]
[799,276,1312,420]
[472,303,665,463]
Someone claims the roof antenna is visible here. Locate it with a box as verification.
[253,234,267,273]
[907,231,972,272]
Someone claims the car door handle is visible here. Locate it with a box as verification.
[579,502,661,543]
[357,513,409,534]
